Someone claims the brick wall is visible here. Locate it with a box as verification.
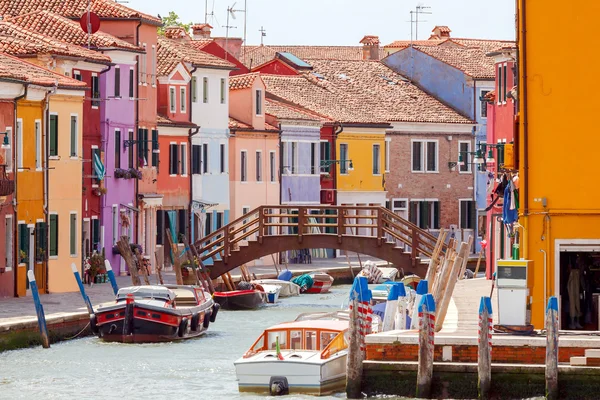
[385,131,474,228]
[366,343,586,364]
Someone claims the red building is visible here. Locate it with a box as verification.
[485,47,517,278]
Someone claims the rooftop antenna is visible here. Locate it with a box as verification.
[225,2,244,60]
[204,0,215,24]
[259,26,266,46]
[413,4,431,42]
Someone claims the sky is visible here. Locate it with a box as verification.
[129,0,516,46]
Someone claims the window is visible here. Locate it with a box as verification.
[282,142,288,174]
[114,129,121,169]
[216,212,223,230]
[291,142,298,174]
[169,144,178,175]
[114,66,121,97]
[137,128,148,165]
[192,76,197,102]
[91,147,100,183]
[35,222,47,262]
[169,87,176,113]
[320,141,330,173]
[411,140,438,172]
[241,151,247,182]
[70,213,77,256]
[151,45,157,86]
[204,212,212,237]
[92,218,100,252]
[310,143,317,175]
[392,199,408,213]
[339,143,349,174]
[35,120,41,169]
[128,130,134,168]
[73,70,82,81]
[220,144,225,173]
[256,151,262,181]
[497,143,505,167]
[385,138,390,172]
[18,224,29,264]
[270,151,276,182]
[180,87,186,113]
[220,78,226,104]
[459,200,476,230]
[49,115,58,157]
[459,141,471,173]
[112,205,118,246]
[242,207,250,233]
[409,200,440,230]
[151,130,159,168]
[480,90,490,118]
[502,64,507,102]
[372,144,381,175]
[91,75,99,107]
[4,127,11,172]
[203,77,208,103]
[5,216,13,271]
[70,115,78,157]
[202,143,208,173]
[178,209,187,241]
[140,43,147,84]
[255,89,263,115]
[129,68,134,98]
[497,65,503,104]
[180,143,187,175]
[192,144,201,174]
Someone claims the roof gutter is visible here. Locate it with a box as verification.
[189,64,198,242]
[134,18,142,243]
[12,84,27,297]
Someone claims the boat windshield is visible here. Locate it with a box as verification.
[320,331,338,350]
[305,331,317,350]
[268,331,287,350]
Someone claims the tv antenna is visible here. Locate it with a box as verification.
[408,4,432,43]
[204,0,216,24]
[259,26,266,46]
[225,2,246,60]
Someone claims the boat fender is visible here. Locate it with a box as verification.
[190,313,200,331]
[89,313,99,335]
[203,311,211,329]
[178,318,189,337]
[209,303,220,323]
[269,376,289,396]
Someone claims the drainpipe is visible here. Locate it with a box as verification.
[43,85,57,294]
[333,122,343,206]
[134,19,142,246]
[278,122,282,206]
[12,84,27,297]
[519,0,529,215]
[188,66,198,242]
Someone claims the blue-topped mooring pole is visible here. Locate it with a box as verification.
[394,283,408,330]
[105,259,119,296]
[411,279,428,329]
[71,263,94,315]
[478,296,493,400]
[546,296,559,400]
[27,270,50,349]
[416,293,435,399]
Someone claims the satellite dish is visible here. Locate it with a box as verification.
[79,12,100,34]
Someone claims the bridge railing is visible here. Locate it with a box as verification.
[192,205,447,265]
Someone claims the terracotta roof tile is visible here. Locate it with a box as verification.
[229,73,260,90]
[384,39,444,49]
[0,0,162,25]
[0,51,87,88]
[228,117,252,130]
[265,98,324,122]
[5,10,142,52]
[447,38,515,52]
[409,45,497,79]
[0,21,111,63]
[157,114,198,128]
[360,35,380,46]
[385,37,514,52]
[157,37,235,76]
[189,38,214,50]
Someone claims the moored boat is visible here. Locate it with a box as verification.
[305,271,334,294]
[251,279,301,297]
[213,289,266,310]
[258,284,281,304]
[91,285,218,343]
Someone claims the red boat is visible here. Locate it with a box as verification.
[90,285,219,343]
[213,289,266,310]
[305,271,334,294]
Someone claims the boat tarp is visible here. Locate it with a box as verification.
[117,286,176,301]
[292,274,314,291]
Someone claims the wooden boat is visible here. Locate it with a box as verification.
[259,284,281,304]
[305,271,334,294]
[234,313,349,396]
[91,285,218,343]
[213,289,266,310]
[251,279,301,297]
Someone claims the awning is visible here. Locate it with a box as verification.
[192,199,218,211]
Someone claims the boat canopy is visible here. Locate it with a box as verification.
[116,286,176,301]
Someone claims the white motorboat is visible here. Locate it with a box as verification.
[234,314,350,396]
[252,279,301,297]
[257,283,281,304]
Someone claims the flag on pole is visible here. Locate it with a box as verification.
[276,336,284,360]
[93,152,105,181]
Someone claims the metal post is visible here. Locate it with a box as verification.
[27,270,50,348]
[104,259,119,296]
[478,296,493,399]
[546,296,559,400]
[416,293,435,399]
[71,263,94,315]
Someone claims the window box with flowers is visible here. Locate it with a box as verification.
[94,187,108,196]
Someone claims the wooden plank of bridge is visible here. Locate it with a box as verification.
[185,235,215,294]
[117,236,140,286]
[166,229,183,285]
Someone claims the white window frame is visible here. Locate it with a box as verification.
[140,43,147,85]
[411,139,438,173]
[70,211,78,257]
[459,198,476,230]
[391,198,408,213]
[255,89,263,116]
[16,119,22,169]
[203,77,208,103]
[372,143,381,176]
[73,70,82,81]
[291,142,298,174]
[91,72,99,109]
[112,205,118,246]
[480,89,490,119]
[4,127,12,172]
[151,44,157,87]
[48,212,58,259]
[114,65,121,98]
[339,143,349,175]
[180,142,188,176]
[220,78,226,104]
[269,150,276,183]
[169,86,176,113]
[410,198,440,230]
[241,150,248,182]
[180,86,186,113]
[385,137,391,173]
[70,113,78,159]
[35,120,41,170]
[310,142,318,175]
[256,150,263,182]
[458,140,472,173]
[129,67,135,99]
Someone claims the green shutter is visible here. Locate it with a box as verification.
[50,115,58,156]
[192,77,197,102]
[50,215,58,256]
[70,116,77,157]
[18,224,29,263]
[70,214,76,256]
[151,129,159,168]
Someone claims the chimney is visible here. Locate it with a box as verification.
[213,37,243,59]
[359,35,380,61]
[164,26,190,41]
[431,26,451,40]
[191,23,213,40]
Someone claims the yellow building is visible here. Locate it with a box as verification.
[518,1,600,329]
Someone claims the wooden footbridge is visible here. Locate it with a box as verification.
[192,205,447,279]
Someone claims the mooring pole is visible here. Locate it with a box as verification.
[410,279,428,329]
[105,259,119,296]
[346,276,372,399]
[416,293,435,399]
[71,263,94,315]
[382,283,399,331]
[478,296,493,400]
[546,296,559,400]
[395,283,408,330]
[27,270,50,349]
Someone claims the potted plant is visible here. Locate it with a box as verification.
[128,168,143,180]
[19,249,28,264]
[114,168,131,179]
[89,252,105,283]
[94,187,108,196]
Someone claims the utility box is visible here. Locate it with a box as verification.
[496,259,533,326]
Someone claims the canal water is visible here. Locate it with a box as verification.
[0,285,375,400]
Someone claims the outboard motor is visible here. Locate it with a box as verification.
[269,376,289,396]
